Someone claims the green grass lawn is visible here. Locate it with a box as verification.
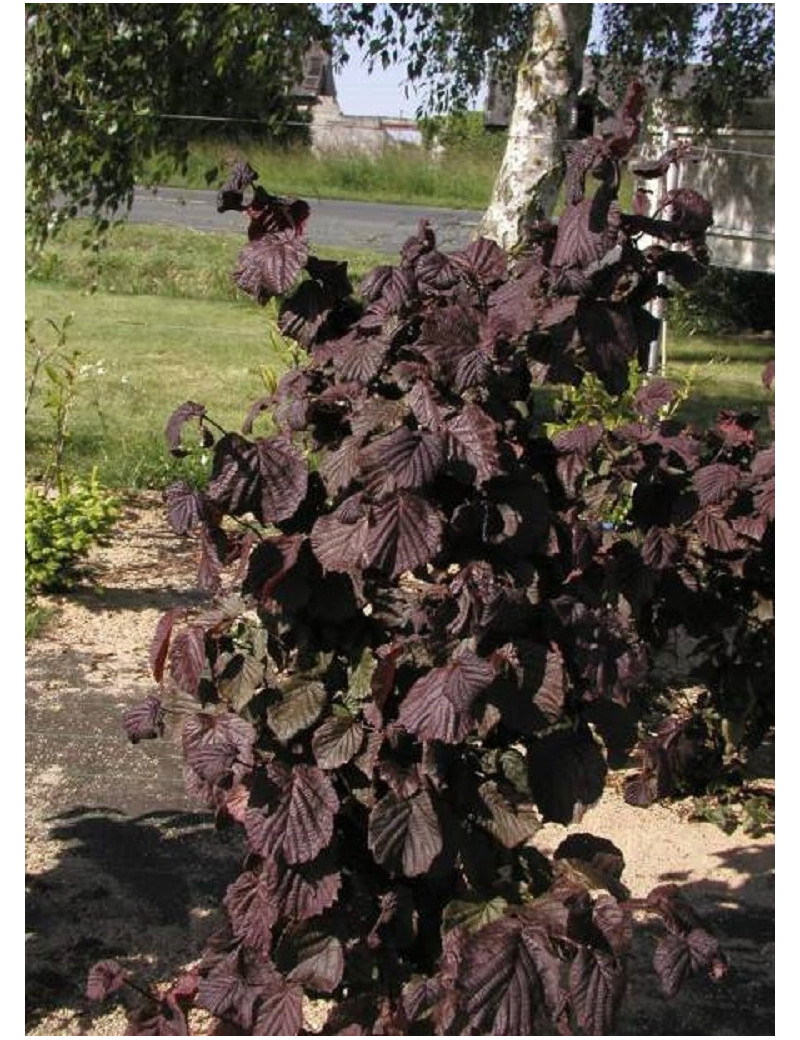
[26,222,773,493]
[25,284,291,489]
[27,221,391,303]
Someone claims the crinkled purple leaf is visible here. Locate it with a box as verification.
[459,915,564,1035]
[407,379,445,430]
[335,336,391,385]
[415,250,461,294]
[349,396,406,439]
[266,678,327,743]
[124,995,187,1036]
[275,855,342,922]
[245,763,338,865]
[368,787,443,877]
[569,946,626,1035]
[398,650,495,744]
[149,608,187,683]
[235,230,308,303]
[163,481,205,535]
[286,932,344,994]
[86,959,127,1001]
[206,432,308,525]
[360,265,416,310]
[279,279,332,347]
[692,463,740,506]
[224,867,278,956]
[552,196,621,271]
[695,507,741,552]
[642,527,680,570]
[320,436,364,497]
[634,378,675,418]
[247,192,310,239]
[361,427,445,494]
[312,712,365,769]
[477,782,541,848]
[183,712,255,784]
[169,625,207,698]
[123,695,164,744]
[311,494,371,574]
[653,928,727,998]
[364,491,443,577]
[252,977,304,1036]
[165,401,207,457]
[450,236,507,288]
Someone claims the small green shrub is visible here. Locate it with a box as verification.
[668,267,775,336]
[25,470,119,594]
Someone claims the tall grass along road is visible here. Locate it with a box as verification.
[127,186,482,254]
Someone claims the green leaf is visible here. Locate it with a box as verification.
[267,678,327,743]
[442,896,508,934]
[343,647,378,713]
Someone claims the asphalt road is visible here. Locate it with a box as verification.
[129,186,483,255]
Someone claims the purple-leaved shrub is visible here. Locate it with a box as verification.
[91,82,773,1035]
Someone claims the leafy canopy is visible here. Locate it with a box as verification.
[25,3,327,249]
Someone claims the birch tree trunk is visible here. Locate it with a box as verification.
[480,3,593,250]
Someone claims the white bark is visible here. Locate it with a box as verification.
[480,3,593,251]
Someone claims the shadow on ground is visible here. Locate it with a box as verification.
[25,806,244,1034]
[616,843,774,1036]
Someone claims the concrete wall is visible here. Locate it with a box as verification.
[310,98,421,155]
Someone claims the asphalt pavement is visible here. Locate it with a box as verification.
[129,185,483,255]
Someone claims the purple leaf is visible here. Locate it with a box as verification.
[335,337,391,385]
[450,236,507,288]
[149,608,187,683]
[245,763,338,865]
[163,481,205,535]
[165,401,208,457]
[692,463,740,507]
[122,695,164,744]
[397,650,495,744]
[234,230,308,303]
[286,932,345,993]
[364,491,443,577]
[183,712,255,784]
[477,782,541,848]
[368,787,443,877]
[360,427,445,494]
[275,855,342,922]
[124,995,188,1036]
[312,712,365,769]
[168,625,207,698]
[86,960,127,1001]
[224,867,279,956]
[320,436,365,497]
[634,378,675,418]
[311,494,371,574]
[459,915,564,1034]
[252,977,304,1036]
[569,946,626,1035]
[695,507,742,552]
[446,404,500,486]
